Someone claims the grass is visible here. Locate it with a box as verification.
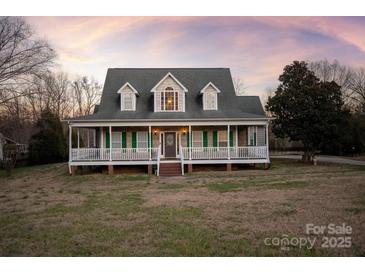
[0,159,364,256]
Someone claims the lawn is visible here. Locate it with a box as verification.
[0,159,364,256]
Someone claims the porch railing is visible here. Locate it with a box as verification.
[71,146,268,161]
[71,148,158,161]
[181,146,268,160]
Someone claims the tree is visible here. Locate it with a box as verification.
[233,76,246,95]
[0,17,56,105]
[72,76,102,116]
[266,61,350,162]
[28,110,67,164]
[349,68,365,113]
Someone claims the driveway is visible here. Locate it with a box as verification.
[272,154,365,166]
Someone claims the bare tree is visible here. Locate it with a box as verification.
[72,76,102,116]
[233,76,247,95]
[309,59,355,108]
[349,68,365,112]
[0,17,56,104]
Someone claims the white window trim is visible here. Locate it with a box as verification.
[137,131,148,149]
[217,130,228,148]
[159,87,179,112]
[192,131,203,149]
[248,126,257,146]
[200,82,220,111]
[203,92,218,110]
[117,82,139,111]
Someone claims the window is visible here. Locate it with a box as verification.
[218,131,228,147]
[137,132,148,149]
[121,92,135,110]
[112,132,121,148]
[160,87,179,111]
[203,91,217,110]
[248,126,257,146]
[192,131,203,147]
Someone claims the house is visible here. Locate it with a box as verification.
[66,68,270,176]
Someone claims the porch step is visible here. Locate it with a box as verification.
[159,163,182,176]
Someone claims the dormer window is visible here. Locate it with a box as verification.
[200,82,221,110]
[151,72,188,112]
[161,87,179,111]
[117,82,139,111]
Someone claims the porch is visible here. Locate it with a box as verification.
[68,122,270,175]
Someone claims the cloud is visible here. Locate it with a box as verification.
[25,16,365,94]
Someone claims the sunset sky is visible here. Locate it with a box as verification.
[26,16,365,96]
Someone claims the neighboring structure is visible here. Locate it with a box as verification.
[66,68,270,176]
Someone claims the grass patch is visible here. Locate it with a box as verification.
[345,207,363,214]
[272,208,297,217]
[207,182,242,192]
[158,184,186,190]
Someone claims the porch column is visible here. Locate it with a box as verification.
[77,128,80,149]
[227,125,230,160]
[69,124,72,163]
[189,125,192,160]
[87,129,90,148]
[109,126,112,162]
[149,125,152,161]
[266,123,269,159]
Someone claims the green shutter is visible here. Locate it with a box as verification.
[253,132,257,146]
[187,132,190,148]
[122,132,127,148]
[105,131,110,148]
[229,131,234,147]
[148,132,153,148]
[203,131,208,148]
[132,132,137,148]
[213,131,218,147]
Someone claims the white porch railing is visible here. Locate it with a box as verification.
[71,148,158,161]
[71,146,268,162]
[181,146,268,160]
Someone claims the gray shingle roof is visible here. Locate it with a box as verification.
[69,68,267,121]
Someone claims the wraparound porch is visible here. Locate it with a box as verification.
[68,121,270,175]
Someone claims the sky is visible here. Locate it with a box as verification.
[26,16,365,96]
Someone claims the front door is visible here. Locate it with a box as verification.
[164,132,176,158]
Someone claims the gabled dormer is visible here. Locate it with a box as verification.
[200,82,221,110]
[117,82,139,111]
[151,72,188,112]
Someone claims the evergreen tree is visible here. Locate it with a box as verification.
[29,110,67,164]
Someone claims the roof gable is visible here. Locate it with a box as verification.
[200,82,221,94]
[117,82,139,95]
[151,72,188,92]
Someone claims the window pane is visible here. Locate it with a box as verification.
[137,132,148,148]
[123,93,133,110]
[112,132,121,148]
[218,131,227,147]
[205,92,216,109]
[165,91,174,110]
[192,131,203,147]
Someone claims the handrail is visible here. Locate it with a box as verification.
[156,144,161,176]
[179,145,184,175]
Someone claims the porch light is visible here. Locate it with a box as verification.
[182,129,187,135]
[153,129,158,135]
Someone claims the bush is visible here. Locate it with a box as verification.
[28,110,67,164]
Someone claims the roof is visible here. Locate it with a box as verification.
[69,68,267,122]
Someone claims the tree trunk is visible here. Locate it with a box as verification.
[302,150,314,163]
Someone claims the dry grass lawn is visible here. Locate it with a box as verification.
[0,159,364,256]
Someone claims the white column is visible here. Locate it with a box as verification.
[109,126,112,161]
[266,123,269,159]
[149,125,152,161]
[93,129,96,148]
[77,128,80,149]
[69,125,72,162]
[227,125,230,160]
[189,125,192,160]
[87,129,90,148]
